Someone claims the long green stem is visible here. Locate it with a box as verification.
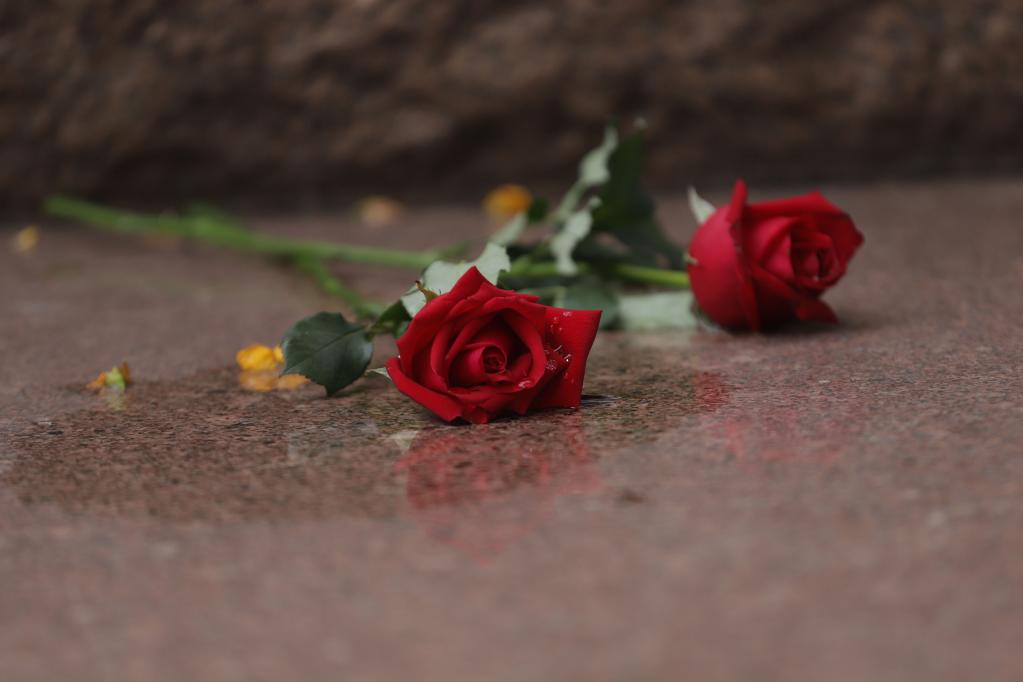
[292,256,383,320]
[508,259,690,289]
[45,196,453,270]
[611,263,690,288]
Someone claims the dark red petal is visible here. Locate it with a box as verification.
[387,357,463,422]
[744,215,795,282]
[439,313,493,375]
[725,178,748,224]
[396,267,489,369]
[745,191,845,220]
[480,295,548,332]
[450,346,489,386]
[427,321,457,387]
[503,310,547,388]
[688,179,762,331]
[819,215,865,264]
[746,264,803,327]
[531,307,602,410]
[796,298,839,324]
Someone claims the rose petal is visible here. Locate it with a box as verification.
[743,215,795,283]
[530,307,602,410]
[796,298,839,324]
[439,313,493,377]
[464,318,518,354]
[450,346,490,386]
[745,191,845,220]
[387,357,463,422]
[818,215,864,263]
[748,263,806,326]
[396,267,489,368]
[502,310,547,388]
[688,179,763,331]
[427,322,457,387]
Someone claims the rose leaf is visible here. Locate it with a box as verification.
[556,280,620,329]
[589,131,683,269]
[552,126,619,223]
[400,242,511,317]
[688,187,716,224]
[491,212,528,247]
[281,312,373,396]
[618,291,698,331]
[550,199,598,276]
[367,300,411,338]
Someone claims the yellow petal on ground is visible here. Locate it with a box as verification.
[273,345,285,364]
[236,344,280,371]
[114,362,132,387]
[356,196,404,228]
[85,362,132,391]
[86,372,108,391]
[238,369,279,392]
[274,373,309,391]
[483,184,532,221]
[238,369,308,392]
[12,225,40,254]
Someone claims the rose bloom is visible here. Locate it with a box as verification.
[687,180,864,331]
[387,267,601,424]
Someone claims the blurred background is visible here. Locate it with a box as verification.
[2,0,1023,211]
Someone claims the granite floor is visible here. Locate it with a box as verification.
[2,179,1022,682]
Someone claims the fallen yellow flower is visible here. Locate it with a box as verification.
[235,344,308,391]
[483,184,532,221]
[238,369,278,392]
[86,362,132,391]
[235,344,283,371]
[238,369,309,392]
[12,225,40,254]
[274,373,309,390]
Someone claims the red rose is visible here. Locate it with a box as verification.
[386,267,602,424]
[687,180,864,331]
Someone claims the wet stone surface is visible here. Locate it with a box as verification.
[2,180,1023,681]
[3,359,723,526]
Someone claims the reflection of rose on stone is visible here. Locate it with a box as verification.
[693,373,841,466]
[395,414,599,561]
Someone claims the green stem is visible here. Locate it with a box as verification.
[611,263,690,289]
[45,195,452,270]
[291,256,383,320]
[508,259,690,289]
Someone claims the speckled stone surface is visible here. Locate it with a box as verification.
[2,179,1023,681]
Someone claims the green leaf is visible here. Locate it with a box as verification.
[366,366,391,380]
[550,198,598,276]
[553,126,619,223]
[589,131,683,269]
[368,300,411,338]
[492,197,551,248]
[491,213,528,247]
[578,126,619,186]
[688,187,716,224]
[526,197,550,223]
[401,242,511,317]
[618,291,698,331]
[556,280,620,329]
[281,312,373,396]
